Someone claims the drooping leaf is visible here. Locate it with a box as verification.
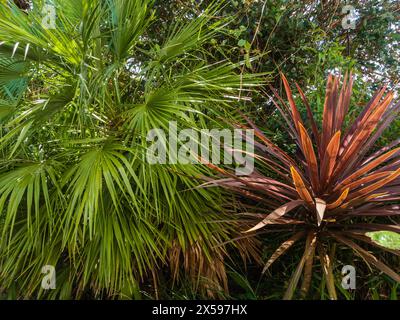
[331,233,400,283]
[262,231,305,273]
[245,200,304,233]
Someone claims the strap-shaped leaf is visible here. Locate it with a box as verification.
[326,188,349,210]
[352,167,400,199]
[283,232,317,300]
[331,232,400,283]
[336,92,394,174]
[315,198,326,226]
[320,130,341,187]
[281,72,304,134]
[336,147,400,190]
[262,231,305,273]
[244,200,304,233]
[295,82,320,147]
[321,74,336,155]
[299,122,319,192]
[290,166,314,206]
[338,172,390,193]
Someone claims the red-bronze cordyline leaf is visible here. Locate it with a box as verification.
[335,92,394,176]
[280,72,304,136]
[320,74,336,158]
[339,172,392,193]
[320,131,341,188]
[290,166,314,206]
[350,167,400,200]
[356,90,393,132]
[326,188,349,210]
[341,85,387,153]
[347,102,400,173]
[346,204,400,217]
[362,137,400,166]
[262,231,306,273]
[298,122,319,191]
[330,232,400,283]
[239,110,297,168]
[348,223,400,233]
[267,86,298,140]
[295,82,320,147]
[335,147,400,191]
[375,158,400,174]
[244,200,304,233]
[333,72,353,133]
[284,232,317,300]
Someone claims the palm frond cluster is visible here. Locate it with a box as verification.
[0,0,262,298]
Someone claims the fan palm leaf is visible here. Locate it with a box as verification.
[0,0,264,298]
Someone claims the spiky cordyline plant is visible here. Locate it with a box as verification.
[0,0,262,298]
[205,73,400,299]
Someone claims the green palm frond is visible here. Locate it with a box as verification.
[0,0,265,299]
